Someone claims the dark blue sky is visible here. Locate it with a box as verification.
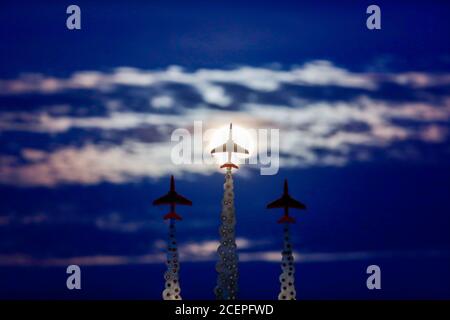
[1,0,450,75]
[0,0,449,299]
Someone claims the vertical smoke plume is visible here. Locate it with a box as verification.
[162,220,182,300]
[214,168,239,299]
[278,223,296,300]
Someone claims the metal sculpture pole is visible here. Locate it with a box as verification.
[278,223,296,300]
[266,179,306,300]
[163,218,182,300]
[210,123,249,300]
[153,176,192,301]
[214,167,239,299]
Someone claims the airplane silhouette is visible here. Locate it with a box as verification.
[267,179,306,223]
[211,123,249,169]
[153,175,192,220]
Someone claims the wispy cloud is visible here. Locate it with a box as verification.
[0,213,48,226]
[2,61,449,100]
[0,61,449,186]
[1,248,447,266]
[0,61,379,100]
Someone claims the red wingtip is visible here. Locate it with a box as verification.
[164,212,182,221]
[277,215,295,224]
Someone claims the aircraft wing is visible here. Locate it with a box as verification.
[266,196,306,209]
[211,143,227,154]
[211,142,249,154]
[266,197,285,208]
[173,193,192,205]
[153,193,192,205]
[233,142,249,154]
[287,196,306,209]
[152,194,173,205]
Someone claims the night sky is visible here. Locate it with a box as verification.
[0,0,450,299]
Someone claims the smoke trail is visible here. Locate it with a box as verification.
[162,220,182,300]
[214,168,239,300]
[278,223,296,300]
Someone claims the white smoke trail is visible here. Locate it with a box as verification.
[214,168,239,299]
[278,223,296,300]
[162,220,182,300]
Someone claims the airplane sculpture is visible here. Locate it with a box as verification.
[267,179,307,300]
[211,123,249,170]
[267,179,306,223]
[153,175,192,220]
[153,175,192,300]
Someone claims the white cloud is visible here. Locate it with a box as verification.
[2,63,450,115]
[387,72,450,88]
[420,125,448,143]
[0,62,450,186]
[151,95,174,109]
[0,248,447,266]
[1,96,449,186]
[0,61,384,101]
[3,61,450,99]
[0,142,219,186]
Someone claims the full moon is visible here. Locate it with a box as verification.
[208,124,255,165]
